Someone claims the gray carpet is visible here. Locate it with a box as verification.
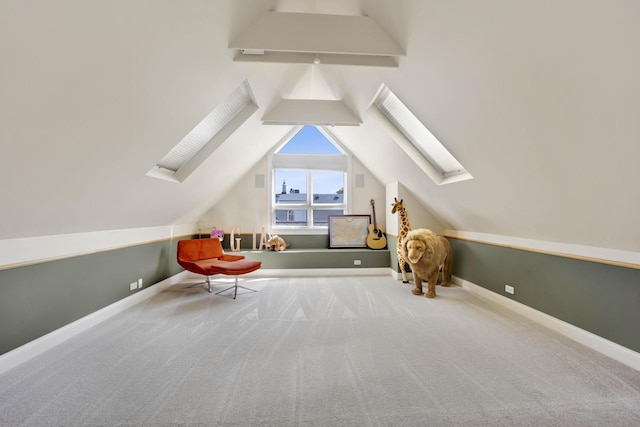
[1,275,640,426]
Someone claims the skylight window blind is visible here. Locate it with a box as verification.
[373,85,473,185]
[156,82,254,173]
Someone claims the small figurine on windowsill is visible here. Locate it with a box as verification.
[267,234,288,251]
[210,228,224,241]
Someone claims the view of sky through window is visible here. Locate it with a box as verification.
[276,126,343,194]
[278,126,340,154]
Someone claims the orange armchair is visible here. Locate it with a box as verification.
[177,238,262,299]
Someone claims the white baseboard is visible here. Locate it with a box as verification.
[0,271,191,376]
[251,268,392,277]
[453,276,640,372]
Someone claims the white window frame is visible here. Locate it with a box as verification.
[370,84,472,185]
[268,126,351,234]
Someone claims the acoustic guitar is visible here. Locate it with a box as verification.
[366,199,387,249]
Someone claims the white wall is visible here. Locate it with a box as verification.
[385,181,448,237]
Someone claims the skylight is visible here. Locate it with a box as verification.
[371,84,472,185]
[147,80,258,183]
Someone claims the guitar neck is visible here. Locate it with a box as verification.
[370,199,378,227]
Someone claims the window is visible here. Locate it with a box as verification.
[271,126,348,230]
[371,84,472,185]
[147,80,258,183]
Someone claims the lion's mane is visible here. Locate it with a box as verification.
[400,228,452,298]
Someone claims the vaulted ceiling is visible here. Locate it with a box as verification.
[2,0,639,253]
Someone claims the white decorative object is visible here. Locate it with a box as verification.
[230,227,241,251]
[252,227,257,250]
[259,226,268,250]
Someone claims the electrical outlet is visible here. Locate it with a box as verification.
[138,278,143,288]
[505,284,515,295]
[353,259,362,266]
[129,282,137,291]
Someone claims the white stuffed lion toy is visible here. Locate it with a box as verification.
[267,234,288,251]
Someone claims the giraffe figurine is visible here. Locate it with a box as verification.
[391,197,411,283]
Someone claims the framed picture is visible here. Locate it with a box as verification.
[328,215,370,248]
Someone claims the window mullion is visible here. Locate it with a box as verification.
[307,170,313,226]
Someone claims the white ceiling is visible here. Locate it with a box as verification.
[1,0,639,253]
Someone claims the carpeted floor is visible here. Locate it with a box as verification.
[1,275,640,426]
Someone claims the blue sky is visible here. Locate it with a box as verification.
[277,126,340,155]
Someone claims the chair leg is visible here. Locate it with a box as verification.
[215,276,257,299]
[183,276,212,292]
